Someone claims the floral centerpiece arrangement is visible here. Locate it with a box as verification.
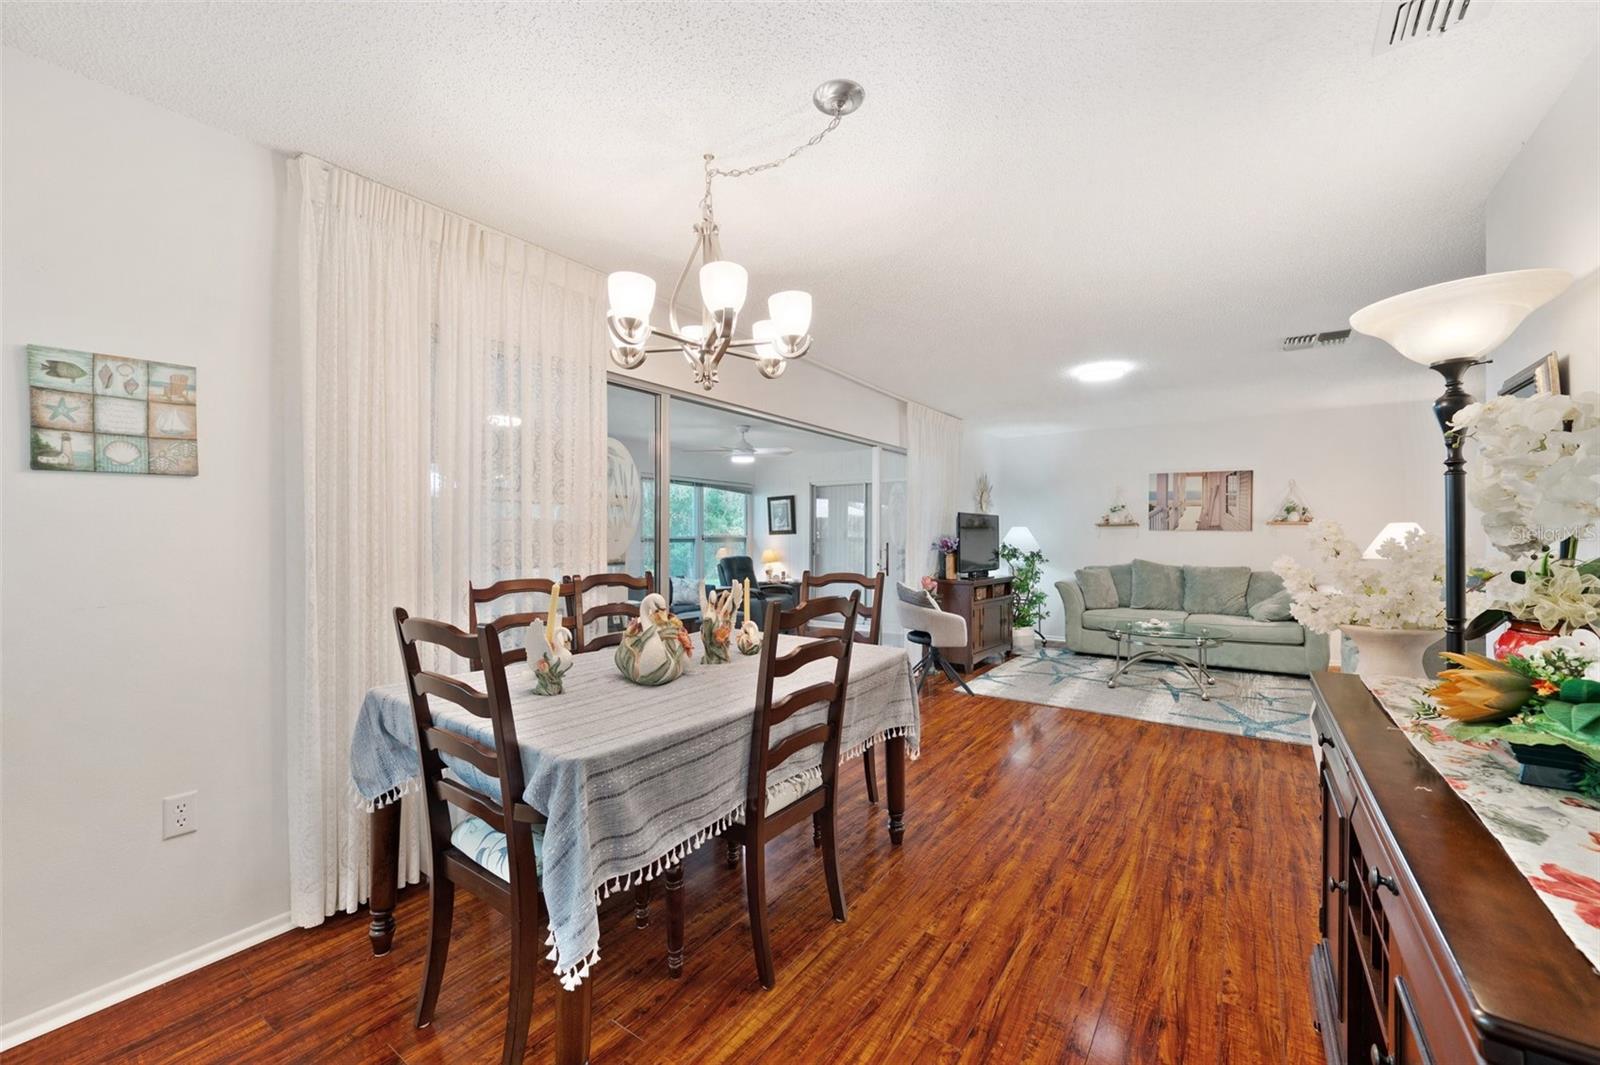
[1454,391,1600,656]
[1275,520,1454,677]
[933,535,959,580]
[1429,632,1600,797]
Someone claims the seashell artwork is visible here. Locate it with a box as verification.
[614,593,693,686]
[26,346,196,475]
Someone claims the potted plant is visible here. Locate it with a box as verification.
[1275,520,1450,678]
[933,535,960,581]
[998,541,1049,654]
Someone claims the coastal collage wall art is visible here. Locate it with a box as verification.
[27,345,198,476]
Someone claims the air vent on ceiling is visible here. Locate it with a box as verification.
[1374,0,1494,55]
[1282,329,1352,352]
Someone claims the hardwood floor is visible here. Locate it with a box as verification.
[8,674,1323,1064]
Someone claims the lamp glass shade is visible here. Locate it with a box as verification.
[699,261,748,314]
[761,548,783,564]
[768,290,812,337]
[607,271,656,321]
[679,323,706,346]
[1349,269,1571,365]
[1363,522,1426,559]
[1003,526,1040,553]
[751,318,778,359]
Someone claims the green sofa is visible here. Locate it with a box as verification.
[1055,561,1330,677]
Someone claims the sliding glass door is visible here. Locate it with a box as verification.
[811,482,870,575]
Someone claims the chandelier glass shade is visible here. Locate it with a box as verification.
[604,80,862,392]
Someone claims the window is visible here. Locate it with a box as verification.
[668,480,750,583]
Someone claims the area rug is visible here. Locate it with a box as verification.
[966,646,1315,745]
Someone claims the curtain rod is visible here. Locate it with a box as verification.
[295,152,960,424]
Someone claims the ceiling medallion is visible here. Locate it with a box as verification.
[605,80,864,392]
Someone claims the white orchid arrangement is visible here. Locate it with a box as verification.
[1451,390,1600,557]
[1274,520,1457,634]
[1451,390,1600,641]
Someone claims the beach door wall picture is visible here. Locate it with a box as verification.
[1147,469,1252,531]
[27,346,198,476]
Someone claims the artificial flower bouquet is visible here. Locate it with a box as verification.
[1274,520,1451,634]
[1430,632,1600,797]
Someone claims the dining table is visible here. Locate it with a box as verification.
[349,633,921,1065]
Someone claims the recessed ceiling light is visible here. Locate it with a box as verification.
[1066,360,1135,384]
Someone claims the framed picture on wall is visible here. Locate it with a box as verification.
[768,494,796,535]
[1498,352,1563,397]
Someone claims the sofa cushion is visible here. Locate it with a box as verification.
[1082,607,1188,633]
[1182,565,1251,615]
[1187,613,1306,646]
[670,576,700,609]
[1131,559,1183,610]
[1246,571,1286,611]
[896,580,937,609]
[1075,567,1119,609]
[1108,563,1134,607]
[1248,589,1295,622]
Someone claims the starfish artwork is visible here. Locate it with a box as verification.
[46,396,79,422]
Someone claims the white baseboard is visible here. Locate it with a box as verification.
[0,911,294,1051]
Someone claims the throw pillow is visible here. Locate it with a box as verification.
[1131,559,1184,610]
[1075,567,1119,610]
[1182,565,1252,615]
[670,576,699,608]
[1107,563,1134,607]
[1249,589,1295,622]
[895,581,937,609]
[1246,570,1286,611]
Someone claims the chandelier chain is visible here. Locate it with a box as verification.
[699,114,844,219]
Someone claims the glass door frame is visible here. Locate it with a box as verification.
[606,373,906,599]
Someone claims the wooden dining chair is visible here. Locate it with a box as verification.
[570,571,654,652]
[466,576,577,670]
[795,570,886,803]
[716,592,861,990]
[392,608,545,1065]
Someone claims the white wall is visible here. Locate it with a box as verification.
[1486,48,1599,399]
[1,49,288,1038]
[966,401,1446,640]
[750,447,876,578]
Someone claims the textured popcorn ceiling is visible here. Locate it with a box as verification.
[4,2,1596,428]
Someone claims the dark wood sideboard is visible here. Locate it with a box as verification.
[933,576,1013,671]
[1309,671,1600,1065]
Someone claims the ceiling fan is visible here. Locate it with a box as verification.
[684,424,794,465]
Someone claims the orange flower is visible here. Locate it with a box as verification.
[1533,678,1559,697]
[1429,652,1535,723]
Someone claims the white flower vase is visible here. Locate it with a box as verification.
[1340,625,1442,680]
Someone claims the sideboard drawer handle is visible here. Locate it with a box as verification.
[1327,877,1347,894]
[1317,734,1335,748]
[1369,1043,1395,1065]
[1368,867,1400,896]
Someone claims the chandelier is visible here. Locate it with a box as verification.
[605,79,864,392]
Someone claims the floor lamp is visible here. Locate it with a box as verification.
[1349,268,1572,656]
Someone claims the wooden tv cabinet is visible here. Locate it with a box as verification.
[1308,672,1599,1065]
[933,576,1013,671]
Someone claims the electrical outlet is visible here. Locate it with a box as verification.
[162,791,198,839]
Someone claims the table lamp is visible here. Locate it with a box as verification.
[760,548,783,579]
[1362,522,1426,560]
[1349,268,1571,654]
[1002,527,1040,554]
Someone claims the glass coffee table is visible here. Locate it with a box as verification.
[1106,619,1227,700]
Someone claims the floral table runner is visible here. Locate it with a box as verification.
[1367,676,1600,973]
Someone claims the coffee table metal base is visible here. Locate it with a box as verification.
[1107,636,1220,701]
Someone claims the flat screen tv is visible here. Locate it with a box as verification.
[956,512,999,577]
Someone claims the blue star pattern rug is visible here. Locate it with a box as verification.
[966,646,1315,745]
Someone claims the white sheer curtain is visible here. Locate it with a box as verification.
[905,402,963,580]
[287,156,608,925]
